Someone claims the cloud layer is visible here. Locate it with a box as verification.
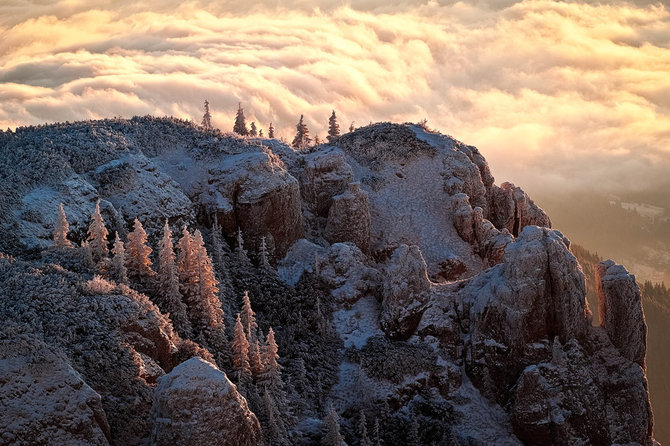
[1,0,669,194]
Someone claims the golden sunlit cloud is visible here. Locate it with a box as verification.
[1,0,669,194]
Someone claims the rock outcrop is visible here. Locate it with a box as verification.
[318,242,379,304]
[0,336,111,445]
[299,146,354,217]
[596,259,647,368]
[150,358,262,446]
[490,182,552,237]
[324,182,371,253]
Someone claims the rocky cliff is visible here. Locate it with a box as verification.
[0,118,655,445]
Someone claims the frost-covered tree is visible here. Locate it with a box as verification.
[372,418,381,446]
[201,99,212,130]
[235,228,251,265]
[262,387,282,444]
[349,122,355,133]
[259,236,270,267]
[259,129,264,137]
[158,221,192,337]
[53,203,73,249]
[358,410,372,446]
[87,200,109,263]
[192,231,224,330]
[210,215,232,317]
[232,313,252,382]
[292,115,311,149]
[250,122,258,137]
[234,103,248,135]
[268,122,275,139]
[322,406,345,446]
[249,338,263,377]
[407,417,420,446]
[260,327,283,390]
[328,110,340,142]
[126,218,153,280]
[110,232,128,284]
[241,291,258,341]
[176,226,194,288]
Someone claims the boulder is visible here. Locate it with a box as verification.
[318,242,379,304]
[0,335,111,446]
[150,358,262,446]
[324,182,371,253]
[299,147,354,217]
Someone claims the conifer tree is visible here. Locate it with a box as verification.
[201,99,212,130]
[250,122,258,137]
[158,221,192,337]
[314,135,321,146]
[240,290,258,341]
[111,232,128,284]
[126,218,153,279]
[87,200,109,263]
[234,103,248,135]
[232,313,252,382]
[261,327,283,391]
[407,417,420,446]
[349,122,355,132]
[259,236,270,267]
[54,203,73,249]
[292,115,311,149]
[176,226,194,288]
[262,388,282,444]
[328,110,340,142]
[235,228,251,265]
[210,215,232,319]
[372,418,381,446]
[268,122,275,139]
[322,406,345,446]
[358,410,372,446]
[249,338,263,377]
[259,129,264,137]
[190,230,224,333]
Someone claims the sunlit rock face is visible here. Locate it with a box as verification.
[150,358,262,446]
[0,119,656,445]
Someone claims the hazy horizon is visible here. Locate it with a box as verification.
[1,0,669,196]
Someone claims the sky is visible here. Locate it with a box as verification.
[1,0,669,195]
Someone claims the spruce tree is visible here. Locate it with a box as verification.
[54,203,73,249]
[268,122,275,139]
[201,99,212,130]
[190,230,224,338]
[235,228,251,265]
[232,313,252,382]
[259,129,264,137]
[349,122,355,133]
[322,406,345,446]
[260,327,283,391]
[240,290,258,342]
[126,218,153,280]
[250,122,258,137]
[358,410,372,446]
[328,110,340,142]
[292,115,311,149]
[87,200,109,263]
[176,226,194,290]
[158,221,192,337]
[259,236,270,267]
[314,135,321,146]
[372,418,381,446]
[111,232,128,284]
[234,103,248,135]
[249,338,263,377]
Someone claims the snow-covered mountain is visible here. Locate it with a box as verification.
[0,117,655,445]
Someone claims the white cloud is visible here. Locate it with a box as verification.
[0,0,668,195]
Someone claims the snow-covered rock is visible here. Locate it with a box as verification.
[150,358,262,446]
[299,146,354,217]
[0,335,111,445]
[596,259,647,368]
[324,182,371,253]
[318,242,379,304]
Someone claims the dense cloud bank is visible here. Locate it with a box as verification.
[1,0,669,193]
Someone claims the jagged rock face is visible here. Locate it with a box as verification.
[299,146,354,217]
[380,244,431,340]
[318,242,379,304]
[324,182,371,253]
[596,259,647,368]
[490,182,552,237]
[0,336,111,445]
[150,358,262,446]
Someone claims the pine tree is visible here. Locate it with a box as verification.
[87,200,109,263]
[250,122,258,137]
[314,135,321,146]
[322,406,345,446]
[268,122,275,139]
[234,103,248,135]
[126,218,153,280]
[328,110,340,142]
[235,228,251,265]
[111,232,128,284]
[259,236,270,267]
[54,203,73,249]
[210,215,232,317]
[358,410,372,446]
[249,338,263,377]
[232,313,252,382]
[263,387,282,444]
[176,226,194,289]
[349,122,355,132]
[372,418,381,446]
[158,221,192,337]
[407,417,420,446]
[259,129,264,137]
[201,99,212,130]
[190,230,224,333]
[260,327,283,391]
[292,115,311,149]
[240,290,258,341]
